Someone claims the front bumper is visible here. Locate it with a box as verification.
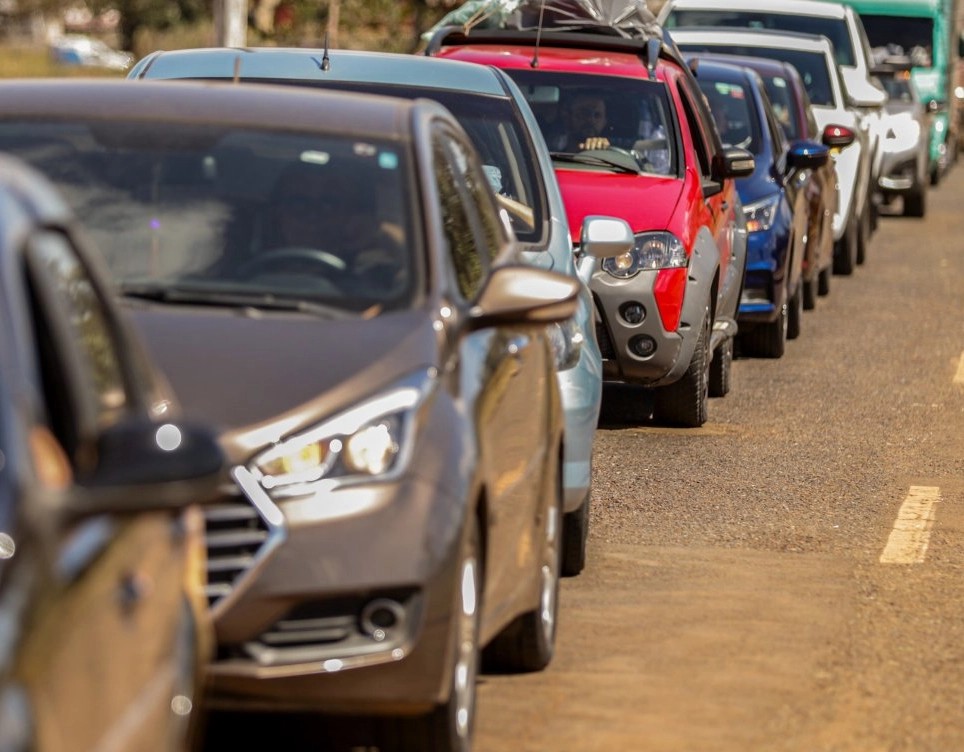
[878,150,923,195]
[203,407,472,715]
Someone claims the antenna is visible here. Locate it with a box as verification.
[321,31,331,71]
[232,54,241,84]
[530,0,548,68]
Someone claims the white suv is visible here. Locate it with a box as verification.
[671,29,870,275]
[661,0,887,261]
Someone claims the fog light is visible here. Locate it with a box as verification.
[620,302,646,325]
[628,335,656,358]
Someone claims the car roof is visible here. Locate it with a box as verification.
[688,57,757,85]
[0,78,424,142]
[665,0,848,20]
[134,47,509,98]
[671,28,835,55]
[690,52,798,80]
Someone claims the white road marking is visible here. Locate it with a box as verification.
[954,353,964,384]
[880,486,941,564]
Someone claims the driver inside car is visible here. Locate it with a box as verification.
[247,159,406,295]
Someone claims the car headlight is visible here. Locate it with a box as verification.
[250,371,434,496]
[601,232,687,279]
[546,317,584,371]
[743,194,781,234]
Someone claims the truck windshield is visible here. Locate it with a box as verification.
[860,15,934,67]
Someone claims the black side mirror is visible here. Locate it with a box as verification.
[66,418,225,519]
[716,147,755,179]
[786,140,830,171]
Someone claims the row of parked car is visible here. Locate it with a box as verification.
[0,1,944,751]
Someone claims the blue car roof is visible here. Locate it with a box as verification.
[133,47,509,98]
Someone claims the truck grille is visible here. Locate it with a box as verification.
[203,486,272,609]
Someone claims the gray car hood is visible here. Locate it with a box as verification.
[125,303,437,461]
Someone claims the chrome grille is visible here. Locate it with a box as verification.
[204,486,270,608]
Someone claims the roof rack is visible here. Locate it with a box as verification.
[423,25,688,71]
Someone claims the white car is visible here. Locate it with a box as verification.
[661,0,887,258]
[671,28,871,275]
[876,67,929,217]
[49,34,134,71]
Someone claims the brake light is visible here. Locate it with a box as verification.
[822,125,856,149]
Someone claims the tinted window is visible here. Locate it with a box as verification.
[678,44,836,107]
[28,232,126,425]
[432,135,486,300]
[504,69,679,177]
[0,121,417,314]
[297,82,545,244]
[861,15,934,67]
[697,80,762,154]
[880,74,916,103]
[760,74,800,141]
[668,10,855,66]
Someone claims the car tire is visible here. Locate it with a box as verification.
[802,277,817,310]
[817,265,832,296]
[833,210,858,276]
[786,284,802,341]
[740,300,787,359]
[561,491,590,577]
[483,462,562,673]
[903,188,926,218]
[653,308,710,427]
[708,336,732,398]
[856,202,870,266]
[396,519,482,752]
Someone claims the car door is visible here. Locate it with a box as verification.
[430,125,550,625]
[674,73,736,303]
[14,228,202,752]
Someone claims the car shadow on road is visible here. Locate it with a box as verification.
[597,383,657,428]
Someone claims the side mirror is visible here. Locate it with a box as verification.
[580,216,635,259]
[717,147,755,179]
[822,124,856,149]
[786,140,830,171]
[66,418,225,519]
[469,266,580,329]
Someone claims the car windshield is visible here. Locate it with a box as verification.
[697,80,762,154]
[500,70,679,177]
[679,44,836,107]
[272,81,544,242]
[0,121,417,314]
[861,15,934,67]
[667,10,855,66]
[759,74,800,141]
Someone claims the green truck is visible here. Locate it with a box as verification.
[832,0,962,184]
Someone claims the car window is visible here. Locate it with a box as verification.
[26,231,128,438]
[760,73,800,141]
[291,81,546,245]
[678,45,836,107]
[505,69,679,177]
[0,121,418,314]
[696,80,761,154]
[880,74,916,103]
[667,10,856,66]
[432,132,490,301]
[676,81,714,179]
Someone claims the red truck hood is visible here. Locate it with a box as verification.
[556,169,684,243]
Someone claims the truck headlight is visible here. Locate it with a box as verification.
[601,232,687,279]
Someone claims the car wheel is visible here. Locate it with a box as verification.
[398,519,482,752]
[786,284,803,341]
[708,336,732,398]
[561,491,590,577]
[802,276,817,311]
[856,202,870,266]
[483,463,562,673]
[930,163,940,186]
[739,300,787,359]
[833,210,858,276]
[903,188,926,218]
[817,265,832,297]
[653,308,710,427]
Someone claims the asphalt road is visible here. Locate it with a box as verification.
[201,166,964,751]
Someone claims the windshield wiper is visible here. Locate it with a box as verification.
[550,151,641,175]
[119,284,344,318]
